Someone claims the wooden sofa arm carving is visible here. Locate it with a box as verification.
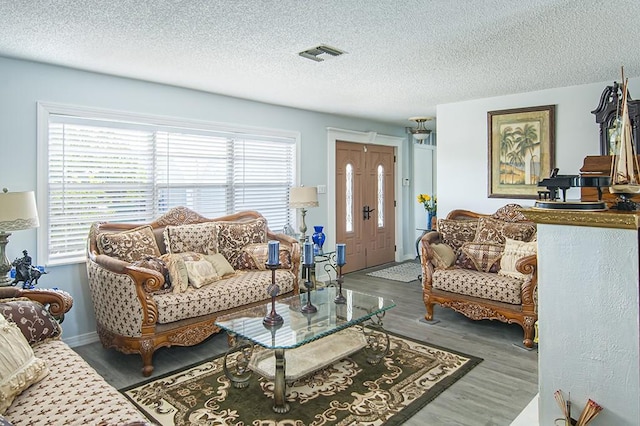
[0,287,73,322]
[516,254,538,310]
[88,253,160,331]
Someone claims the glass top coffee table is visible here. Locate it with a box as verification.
[215,286,395,413]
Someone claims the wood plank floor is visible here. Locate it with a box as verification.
[73,261,538,426]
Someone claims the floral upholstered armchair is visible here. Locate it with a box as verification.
[420,204,538,348]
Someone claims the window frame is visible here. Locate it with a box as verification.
[36,101,300,266]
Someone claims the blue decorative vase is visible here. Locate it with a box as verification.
[426,212,435,231]
[312,226,326,254]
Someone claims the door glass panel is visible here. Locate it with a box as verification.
[377,164,384,227]
[346,163,353,232]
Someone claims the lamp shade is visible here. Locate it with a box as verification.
[0,190,39,232]
[289,186,319,208]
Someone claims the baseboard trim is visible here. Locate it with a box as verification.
[63,331,99,348]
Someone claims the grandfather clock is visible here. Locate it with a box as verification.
[591,81,640,155]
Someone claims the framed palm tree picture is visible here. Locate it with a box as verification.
[488,105,555,198]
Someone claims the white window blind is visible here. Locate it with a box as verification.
[41,105,297,265]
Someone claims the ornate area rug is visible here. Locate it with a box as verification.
[366,262,422,282]
[121,331,481,425]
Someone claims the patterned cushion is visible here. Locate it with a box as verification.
[160,253,201,293]
[473,217,536,244]
[4,339,148,425]
[163,222,218,255]
[499,238,537,279]
[437,219,479,253]
[234,243,293,270]
[432,268,522,304]
[0,299,62,347]
[430,243,456,269]
[215,219,268,266]
[0,315,49,414]
[203,254,236,277]
[461,242,504,273]
[184,259,220,288]
[97,225,161,262]
[130,257,171,294]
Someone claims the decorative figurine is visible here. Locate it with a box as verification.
[11,250,46,289]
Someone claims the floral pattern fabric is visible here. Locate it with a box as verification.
[97,225,161,262]
[0,299,62,347]
[432,268,522,304]
[215,218,268,266]
[163,222,218,255]
[153,270,296,324]
[473,217,536,244]
[4,340,149,425]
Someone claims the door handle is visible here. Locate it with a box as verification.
[362,205,375,220]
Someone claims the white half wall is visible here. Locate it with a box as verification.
[537,223,639,425]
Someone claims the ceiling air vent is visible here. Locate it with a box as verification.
[298,45,346,62]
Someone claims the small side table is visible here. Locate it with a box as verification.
[314,250,337,286]
[415,228,431,258]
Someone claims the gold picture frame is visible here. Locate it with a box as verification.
[488,105,555,199]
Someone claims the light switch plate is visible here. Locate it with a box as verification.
[317,185,327,194]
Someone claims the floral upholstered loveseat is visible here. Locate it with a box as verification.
[0,287,150,425]
[420,204,538,348]
[87,207,300,376]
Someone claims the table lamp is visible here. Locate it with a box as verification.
[0,189,39,286]
[289,186,318,244]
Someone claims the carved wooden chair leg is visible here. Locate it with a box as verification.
[521,318,536,348]
[424,301,435,321]
[140,344,156,377]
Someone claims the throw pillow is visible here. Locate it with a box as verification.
[184,259,220,288]
[160,254,190,294]
[234,243,293,270]
[97,225,161,263]
[499,238,537,279]
[0,314,49,414]
[0,299,61,347]
[437,218,479,253]
[130,256,172,293]
[203,254,236,277]
[473,217,536,244]
[461,242,504,273]
[215,218,268,266]
[163,222,218,255]
[430,243,456,269]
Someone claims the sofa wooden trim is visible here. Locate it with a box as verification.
[86,207,301,376]
[420,205,537,348]
[0,287,73,320]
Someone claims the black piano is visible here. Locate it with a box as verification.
[536,168,610,210]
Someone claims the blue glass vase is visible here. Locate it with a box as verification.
[426,212,435,231]
[312,226,326,254]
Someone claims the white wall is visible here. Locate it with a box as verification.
[436,78,640,216]
[537,223,639,425]
[0,56,408,345]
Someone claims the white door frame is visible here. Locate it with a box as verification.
[326,127,406,264]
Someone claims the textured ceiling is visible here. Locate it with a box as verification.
[2,0,640,128]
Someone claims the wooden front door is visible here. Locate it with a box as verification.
[336,141,395,273]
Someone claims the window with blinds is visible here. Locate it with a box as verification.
[38,103,298,265]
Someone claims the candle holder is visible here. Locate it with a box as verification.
[300,263,317,314]
[334,264,346,304]
[263,263,284,327]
